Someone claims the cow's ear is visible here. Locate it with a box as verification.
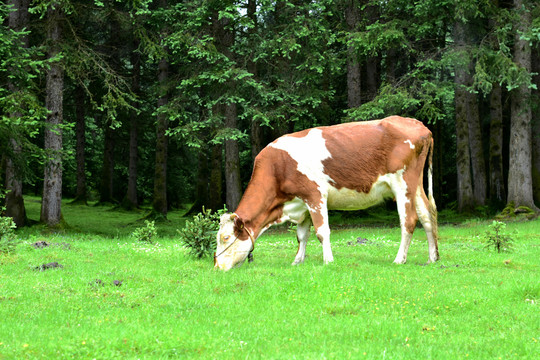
[233,215,245,237]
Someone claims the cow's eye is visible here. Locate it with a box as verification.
[223,235,230,242]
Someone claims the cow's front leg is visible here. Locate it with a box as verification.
[309,203,333,264]
[292,216,311,265]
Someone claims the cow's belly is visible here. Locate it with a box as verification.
[327,177,394,211]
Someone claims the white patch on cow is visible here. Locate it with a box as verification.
[269,128,333,194]
[280,197,309,224]
[404,139,415,149]
[258,197,309,237]
[325,168,408,211]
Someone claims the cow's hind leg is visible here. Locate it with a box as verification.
[292,216,311,265]
[415,186,439,263]
[393,185,418,264]
[308,202,333,264]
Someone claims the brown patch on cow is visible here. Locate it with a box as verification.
[235,147,309,239]
[322,117,432,194]
[322,121,387,193]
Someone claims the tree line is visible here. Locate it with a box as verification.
[1,0,539,228]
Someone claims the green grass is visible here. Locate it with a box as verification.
[0,198,539,359]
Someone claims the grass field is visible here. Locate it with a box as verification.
[0,198,539,359]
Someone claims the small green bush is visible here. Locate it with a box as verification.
[178,208,223,259]
[485,220,513,253]
[0,216,18,255]
[132,220,157,244]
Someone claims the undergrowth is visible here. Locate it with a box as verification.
[0,216,17,254]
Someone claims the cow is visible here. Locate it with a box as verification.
[214,116,439,271]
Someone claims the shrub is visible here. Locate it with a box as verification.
[0,216,18,255]
[485,220,513,253]
[178,207,223,259]
[132,220,157,244]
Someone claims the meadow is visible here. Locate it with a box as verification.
[0,198,539,359]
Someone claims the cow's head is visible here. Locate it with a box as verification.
[214,213,253,271]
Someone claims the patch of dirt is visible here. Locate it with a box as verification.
[347,237,370,246]
[89,279,123,287]
[32,241,71,250]
[34,262,63,271]
[89,279,105,287]
[439,264,460,269]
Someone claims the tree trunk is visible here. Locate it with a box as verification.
[211,4,242,211]
[345,0,361,108]
[224,103,242,210]
[208,144,223,212]
[186,146,210,216]
[531,45,540,205]
[40,5,64,226]
[247,0,264,163]
[433,120,444,206]
[99,121,115,203]
[72,85,87,204]
[467,91,487,206]
[365,56,378,102]
[4,0,29,227]
[152,55,169,217]
[124,114,139,209]
[386,48,397,85]
[122,40,141,210]
[454,17,487,207]
[365,4,379,102]
[4,138,26,226]
[507,0,538,210]
[453,19,475,212]
[150,0,169,218]
[489,83,506,206]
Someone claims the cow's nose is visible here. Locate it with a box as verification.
[216,262,232,271]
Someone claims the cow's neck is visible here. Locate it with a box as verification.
[234,177,288,240]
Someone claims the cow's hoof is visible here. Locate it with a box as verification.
[393,258,407,264]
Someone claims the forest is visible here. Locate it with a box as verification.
[1,0,540,228]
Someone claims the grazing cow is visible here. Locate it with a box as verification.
[214,116,439,271]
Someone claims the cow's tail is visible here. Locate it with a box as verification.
[427,137,438,243]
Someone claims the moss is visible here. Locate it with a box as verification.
[143,209,169,223]
[495,202,538,221]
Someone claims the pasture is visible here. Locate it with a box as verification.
[0,199,539,359]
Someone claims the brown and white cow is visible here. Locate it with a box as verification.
[214,116,439,271]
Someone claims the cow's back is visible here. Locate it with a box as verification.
[261,116,430,193]
[322,117,431,192]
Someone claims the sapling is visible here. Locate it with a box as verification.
[178,207,224,259]
[485,221,513,253]
[132,220,157,244]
